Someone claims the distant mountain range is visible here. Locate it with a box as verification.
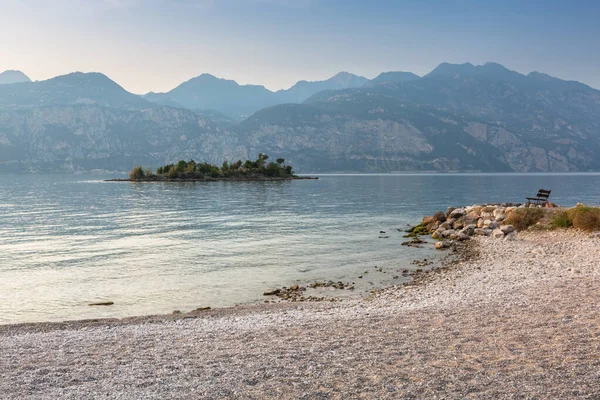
[0,63,599,173]
[142,71,404,118]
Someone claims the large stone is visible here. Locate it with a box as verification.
[441,229,456,238]
[434,241,451,250]
[439,222,452,231]
[504,232,518,241]
[432,211,446,223]
[453,221,464,230]
[457,233,470,241]
[492,229,505,239]
[500,225,515,234]
[493,208,506,218]
[422,216,435,225]
[495,214,506,222]
[450,208,466,218]
[263,289,280,296]
[460,226,475,236]
[477,218,485,228]
[474,228,491,236]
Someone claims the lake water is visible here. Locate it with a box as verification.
[1,173,599,325]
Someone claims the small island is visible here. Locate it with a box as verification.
[108,153,317,182]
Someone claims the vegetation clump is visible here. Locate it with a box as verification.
[504,208,545,231]
[550,211,572,229]
[129,153,296,181]
[564,206,600,231]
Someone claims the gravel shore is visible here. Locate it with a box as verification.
[1,230,599,399]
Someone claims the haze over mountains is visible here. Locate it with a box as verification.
[143,71,383,118]
[0,62,599,173]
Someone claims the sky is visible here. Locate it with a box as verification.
[1,0,599,93]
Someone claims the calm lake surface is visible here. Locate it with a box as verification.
[1,173,599,325]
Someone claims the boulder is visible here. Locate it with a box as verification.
[492,229,505,239]
[459,226,475,236]
[434,241,451,250]
[457,233,470,241]
[263,289,280,296]
[445,207,456,218]
[495,214,505,222]
[432,211,446,223]
[441,229,456,238]
[431,230,443,239]
[493,208,506,218]
[500,225,515,234]
[504,232,518,241]
[421,216,435,225]
[450,208,466,218]
[453,221,464,230]
[477,218,485,228]
[439,222,452,231]
[474,228,490,236]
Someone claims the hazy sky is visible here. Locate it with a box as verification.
[1,0,599,93]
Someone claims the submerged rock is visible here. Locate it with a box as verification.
[263,289,280,296]
[88,301,114,306]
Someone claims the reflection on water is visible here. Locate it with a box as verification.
[0,173,599,324]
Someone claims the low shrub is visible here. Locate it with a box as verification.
[129,165,145,180]
[566,206,600,232]
[551,211,572,229]
[504,208,545,231]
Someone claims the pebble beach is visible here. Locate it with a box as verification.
[1,229,599,399]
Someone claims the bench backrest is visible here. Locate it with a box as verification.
[536,189,551,199]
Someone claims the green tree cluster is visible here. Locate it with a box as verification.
[137,154,295,180]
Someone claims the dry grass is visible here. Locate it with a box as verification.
[566,206,600,231]
[504,208,545,231]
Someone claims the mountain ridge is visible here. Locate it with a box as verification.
[0,70,31,85]
[1,62,599,173]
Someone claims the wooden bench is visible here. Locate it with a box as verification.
[526,189,551,206]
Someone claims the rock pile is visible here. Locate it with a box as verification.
[263,281,355,302]
[407,203,522,250]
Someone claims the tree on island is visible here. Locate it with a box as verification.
[128,154,295,181]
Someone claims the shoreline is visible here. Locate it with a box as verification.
[105,175,318,182]
[1,230,599,397]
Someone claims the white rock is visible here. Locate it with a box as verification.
[492,229,505,239]
[450,208,466,218]
[434,241,451,250]
[504,232,518,241]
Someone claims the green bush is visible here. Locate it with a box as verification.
[129,165,145,180]
[167,166,178,179]
[551,211,572,229]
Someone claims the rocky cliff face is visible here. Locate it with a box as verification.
[0,105,245,172]
[1,64,599,173]
[244,63,600,172]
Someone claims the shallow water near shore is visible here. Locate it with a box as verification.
[1,172,599,325]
